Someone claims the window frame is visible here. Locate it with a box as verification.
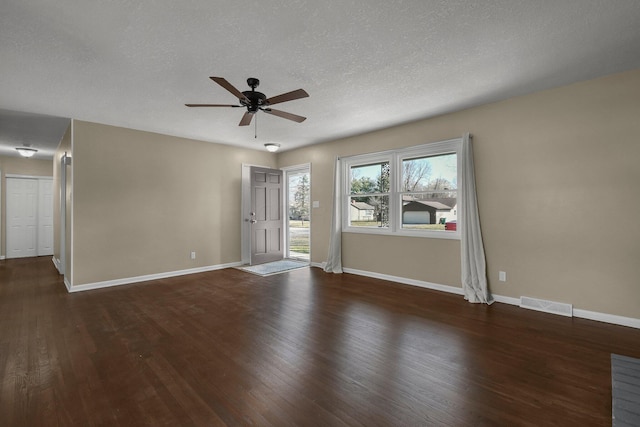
[342,152,392,234]
[341,138,462,240]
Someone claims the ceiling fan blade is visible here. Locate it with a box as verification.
[210,77,250,102]
[185,104,241,107]
[263,108,306,123]
[265,89,309,106]
[239,112,254,126]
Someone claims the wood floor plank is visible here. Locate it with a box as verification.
[1,256,639,425]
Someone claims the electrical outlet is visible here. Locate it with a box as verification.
[499,271,506,282]
[190,251,196,260]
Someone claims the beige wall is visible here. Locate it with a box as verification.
[277,68,640,319]
[0,155,53,257]
[70,121,275,286]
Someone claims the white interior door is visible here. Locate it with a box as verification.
[250,166,284,265]
[38,179,54,256]
[6,178,38,259]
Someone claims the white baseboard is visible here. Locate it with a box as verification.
[52,256,62,274]
[327,264,640,330]
[67,261,243,293]
[0,255,5,260]
[310,262,324,269]
[64,277,72,292]
[490,297,640,329]
[342,267,465,296]
[573,308,640,329]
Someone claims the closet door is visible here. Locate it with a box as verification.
[6,178,38,259]
[38,179,54,256]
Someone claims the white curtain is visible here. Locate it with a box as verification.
[460,133,493,304]
[324,157,343,273]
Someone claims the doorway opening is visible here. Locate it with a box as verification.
[285,165,310,261]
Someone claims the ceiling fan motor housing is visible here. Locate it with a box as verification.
[241,84,267,112]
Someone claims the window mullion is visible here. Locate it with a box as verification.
[391,152,399,233]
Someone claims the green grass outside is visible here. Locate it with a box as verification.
[289,234,310,254]
[288,220,310,253]
[289,220,310,228]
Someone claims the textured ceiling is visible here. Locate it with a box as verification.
[1,0,640,157]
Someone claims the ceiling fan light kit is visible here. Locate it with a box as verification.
[186,77,309,128]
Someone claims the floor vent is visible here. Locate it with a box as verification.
[520,296,573,317]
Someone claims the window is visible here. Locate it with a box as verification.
[342,138,461,239]
[348,157,390,228]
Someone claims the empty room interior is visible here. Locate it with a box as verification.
[1,1,640,425]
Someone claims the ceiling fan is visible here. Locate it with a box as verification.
[186,77,309,127]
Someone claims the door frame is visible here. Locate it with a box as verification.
[0,167,2,260]
[241,163,312,264]
[58,153,70,276]
[282,163,311,261]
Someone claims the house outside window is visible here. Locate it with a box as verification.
[342,138,461,239]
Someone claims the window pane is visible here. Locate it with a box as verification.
[401,153,457,192]
[349,196,389,228]
[401,193,457,231]
[350,162,390,194]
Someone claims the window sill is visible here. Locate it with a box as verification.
[342,227,461,240]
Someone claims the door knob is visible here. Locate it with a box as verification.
[250,219,257,224]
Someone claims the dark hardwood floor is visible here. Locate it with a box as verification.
[1,257,639,426]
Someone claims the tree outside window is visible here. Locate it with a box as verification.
[290,174,310,223]
[349,161,390,228]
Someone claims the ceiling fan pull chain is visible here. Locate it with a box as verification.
[255,113,258,139]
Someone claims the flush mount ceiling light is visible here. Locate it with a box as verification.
[264,143,280,152]
[16,147,38,157]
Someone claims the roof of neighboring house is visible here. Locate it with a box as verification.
[402,195,456,207]
[403,200,452,211]
[436,198,456,207]
[351,201,375,210]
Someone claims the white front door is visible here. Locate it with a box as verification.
[6,178,38,259]
[250,166,284,265]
